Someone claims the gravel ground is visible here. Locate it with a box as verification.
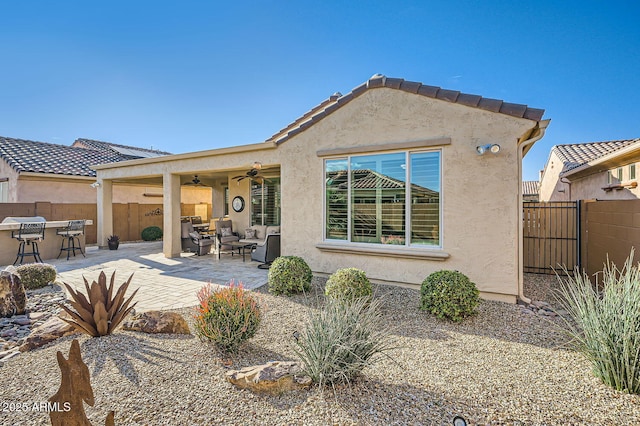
[1,275,639,425]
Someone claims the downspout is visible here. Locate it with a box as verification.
[517,119,550,304]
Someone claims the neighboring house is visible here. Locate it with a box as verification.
[93,74,548,303]
[539,139,640,201]
[0,137,210,205]
[522,180,539,202]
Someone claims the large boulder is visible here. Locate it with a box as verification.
[19,316,77,352]
[122,311,190,334]
[0,270,26,318]
[225,361,312,395]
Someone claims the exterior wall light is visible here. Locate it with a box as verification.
[476,144,501,155]
[90,182,101,188]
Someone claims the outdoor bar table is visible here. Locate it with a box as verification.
[0,217,93,266]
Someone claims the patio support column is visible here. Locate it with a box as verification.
[163,172,181,258]
[96,179,113,248]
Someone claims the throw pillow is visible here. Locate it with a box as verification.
[189,232,200,240]
[245,228,256,239]
[220,227,233,237]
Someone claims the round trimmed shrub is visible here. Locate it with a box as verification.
[420,270,479,322]
[325,268,372,302]
[16,263,57,289]
[268,256,312,296]
[141,226,163,241]
[193,281,261,352]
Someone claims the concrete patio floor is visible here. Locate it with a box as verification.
[39,241,268,311]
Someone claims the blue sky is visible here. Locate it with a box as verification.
[1,1,638,181]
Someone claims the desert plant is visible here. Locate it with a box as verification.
[60,271,138,337]
[268,256,312,296]
[555,251,640,394]
[107,235,119,243]
[420,270,479,322]
[293,297,394,387]
[141,226,163,241]
[16,263,57,289]
[325,267,372,302]
[193,281,261,352]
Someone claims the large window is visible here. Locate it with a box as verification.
[325,151,441,247]
[251,178,281,225]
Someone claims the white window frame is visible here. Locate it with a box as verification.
[323,148,442,249]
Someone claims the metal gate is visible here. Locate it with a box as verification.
[523,201,580,274]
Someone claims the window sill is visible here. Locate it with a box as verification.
[315,242,450,260]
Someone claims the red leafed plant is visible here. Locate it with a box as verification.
[193,280,261,352]
[60,271,138,337]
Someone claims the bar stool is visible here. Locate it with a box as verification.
[11,222,46,265]
[57,220,86,260]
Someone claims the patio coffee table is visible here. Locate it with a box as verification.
[224,242,256,262]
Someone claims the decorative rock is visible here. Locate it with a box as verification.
[1,329,17,338]
[13,316,31,326]
[0,271,26,318]
[122,311,191,334]
[19,316,77,352]
[225,361,312,395]
[29,312,46,321]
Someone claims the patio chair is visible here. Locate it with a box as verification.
[214,219,240,258]
[56,219,86,260]
[251,234,280,268]
[12,222,46,265]
[181,221,213,255]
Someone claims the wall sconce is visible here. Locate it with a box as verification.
[252,161,262,170]
[90,182,101,188]
[476,144,501,155]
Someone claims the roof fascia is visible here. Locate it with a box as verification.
[92,141,277,170]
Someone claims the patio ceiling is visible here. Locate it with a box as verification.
[110,166,280,187]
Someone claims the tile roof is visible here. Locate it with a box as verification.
[268,74,545,145]
[72,138,172,158]
[0,136,170,177]
[554,139,640,173]
[522,180,539,195]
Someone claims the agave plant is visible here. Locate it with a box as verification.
[60,271,138,337]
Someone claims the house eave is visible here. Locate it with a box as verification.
[562,141,640,180]
[92,141,277,170]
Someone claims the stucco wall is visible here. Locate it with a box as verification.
[276,88,537,302]
[539,151,571,201]
[569,168,640,201]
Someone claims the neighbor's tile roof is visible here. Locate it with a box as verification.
[522,180,539,195]
[554,139,640,173]
[0,136,170,177]
[72,138,172,158]
[268,74,545,145]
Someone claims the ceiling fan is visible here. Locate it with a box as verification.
[183,175,208,187]
[232,162,272,184]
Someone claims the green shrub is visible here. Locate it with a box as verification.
[16,263,57,289]
[555,251,640,394]
[193,281,261,352]
[420,270,479,322]
[268,256,312,296]
[325,268,372,302]
[293,297,394,386]
[141,226,163,241]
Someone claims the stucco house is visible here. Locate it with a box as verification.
[93,74,548,303]
[0,137,210,206]
[539,138,640,201]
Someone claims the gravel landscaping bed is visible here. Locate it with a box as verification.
[1,275,639,425]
